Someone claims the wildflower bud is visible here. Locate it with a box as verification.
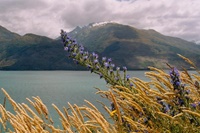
[68,43,71,47]
[92,52,96,57]
[73,59,79,64]
[94,59,98,64]
[72,39,77,44]
[83,56,88,61]
[79,51,84,55]
[87,65,91,69]
[126,75,130,81]
[104,62,109,69]
[95,54,99,59]
[176,81,180,86]
[72,53,77,56]
[169,67,181,90]
[110,64,115,68]
[108,58,112,63]
[178,98,184,106]
[102,57,106,62]
[79,46,84,51]
[84,51,89,55]
[64,47,68,51]
[70,48,74,52]
[123,66,127,72]
[191,103,197,108]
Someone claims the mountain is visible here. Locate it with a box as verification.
[0,26,85,70]
[69,22,200,69]
[0,23,200,70]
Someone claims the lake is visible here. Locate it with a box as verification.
[0,70,148,128]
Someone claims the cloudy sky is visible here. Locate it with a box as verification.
[0,0,199,42]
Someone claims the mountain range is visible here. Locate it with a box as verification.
[0,23,200,70]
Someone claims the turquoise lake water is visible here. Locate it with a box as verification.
[0,70,148,128]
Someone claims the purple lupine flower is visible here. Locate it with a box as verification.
[94,59,98,64]
[79,51,84,55]
[123,66,127,72]
[64,47,69,51]
[116,67,120,71]
[84,51,89,55]
[163,102,170,112]
[169,67,181,89]
[110,64,115,68]
[63,39,69,46]
[92,52,96,57]
[95,54,98,59]
[102,57,106,61]
[61,30,127,87]
[104,62,109,69]
[73,59,79,64]
[72,39,77,44]
[178,98,184,106]
[83,56,88,61]
[176,81,181,86]
[126,75,130,80]
[130,83,133,86]
[87,64,91,69]
[191,103,197,108]
[79,45,84,51]
[66,35,71,40]
[72,53,77,56]
[108,58,112,63]
[69,48,74,52]
[91,52,98,59]
[67,43,72,47]
[169,67,180,78]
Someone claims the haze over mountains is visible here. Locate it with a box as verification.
[0,22,200,70]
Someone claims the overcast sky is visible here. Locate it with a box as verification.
[0,0,199,42]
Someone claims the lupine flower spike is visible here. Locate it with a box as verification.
[60,30,130,87]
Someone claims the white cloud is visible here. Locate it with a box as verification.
[0,0,199,42]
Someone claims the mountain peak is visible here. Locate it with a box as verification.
[91,21,116,27]
[0,25,20,41]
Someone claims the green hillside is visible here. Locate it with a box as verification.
[0,23,200,70]
[69,23,200,69]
